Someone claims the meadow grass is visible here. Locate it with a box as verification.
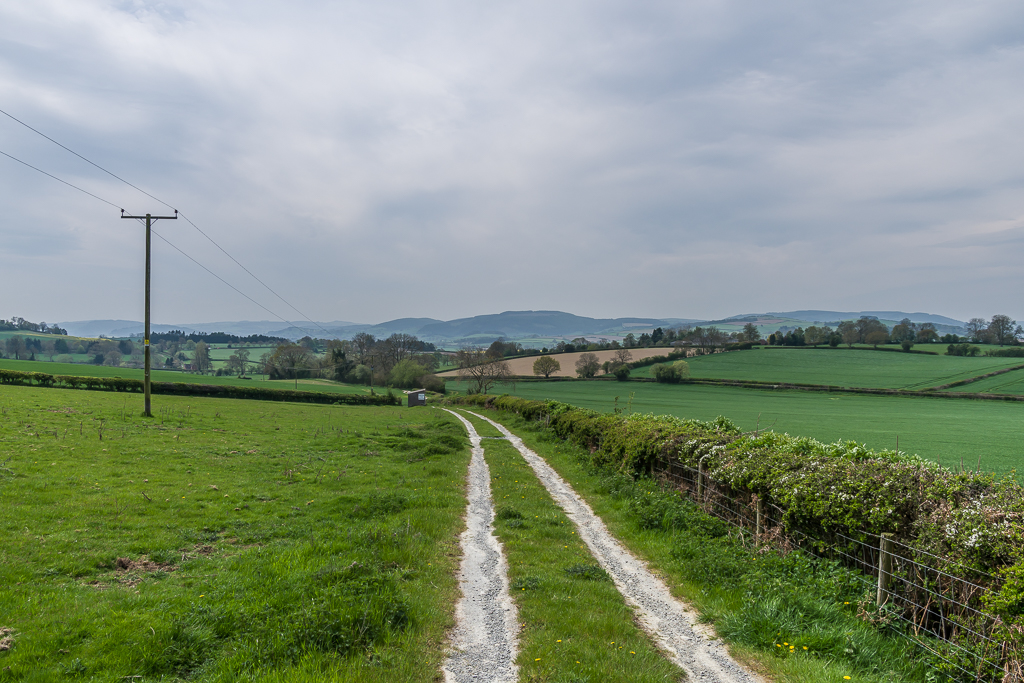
[628,347,1021,389]
[0,359,372,395]
[0,385,468,682]
[454,410,683,683]
[448,381,1024,476]
[483,410,931,683]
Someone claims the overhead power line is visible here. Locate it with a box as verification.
[0,149,123,210]
[0,146,304,332]
[0,107,329,334]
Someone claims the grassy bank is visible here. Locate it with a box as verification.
[0,385,467,681]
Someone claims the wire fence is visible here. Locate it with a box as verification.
[653,456,1012,683]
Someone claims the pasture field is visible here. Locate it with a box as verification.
[447,380,1024,476]
[0,385,469,681]
[0,359,373,395]
[630,347,1023,389]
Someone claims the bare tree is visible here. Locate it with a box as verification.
[690,326,726,355]
[575,352,601,378]
[351,332,376,362]
[613,348,633,365]
[456,347,512,394]
[965,318,987,342]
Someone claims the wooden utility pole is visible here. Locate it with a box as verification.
[121,210,177,417]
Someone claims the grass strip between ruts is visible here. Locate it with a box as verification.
[454,409,683,683]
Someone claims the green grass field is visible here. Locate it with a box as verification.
[941,366,1024,395]
[451,380,1024,476]
[0,385,470,681]
[0,359,372,396]
[629,347,1022,389]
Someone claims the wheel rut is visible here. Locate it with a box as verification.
[462,409,764,683]
[442,409,519,683]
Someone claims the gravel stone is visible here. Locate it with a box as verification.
[442,409,519,683]
[465,409,765,683]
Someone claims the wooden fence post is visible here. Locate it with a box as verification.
[877,533,894,606]
[697,460,705,500]
[756,497,764,543]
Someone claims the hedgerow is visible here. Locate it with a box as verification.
[0,369,399,406]
[447,393,1024,677]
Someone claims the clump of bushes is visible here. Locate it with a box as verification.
[947,343,981,356]
[651,360,690,383]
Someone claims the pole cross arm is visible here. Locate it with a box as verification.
[121,209,178,221]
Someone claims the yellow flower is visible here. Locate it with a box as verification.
[535,658,540,661]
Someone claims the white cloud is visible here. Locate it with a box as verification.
[1,0,1023,324]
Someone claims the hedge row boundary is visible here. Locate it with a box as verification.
[445,393,1024,675]
[0,369,399,406]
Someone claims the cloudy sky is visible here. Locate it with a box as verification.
[2,0,1023,326]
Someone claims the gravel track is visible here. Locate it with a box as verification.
[442,409,519,683]
[463,409,764,683]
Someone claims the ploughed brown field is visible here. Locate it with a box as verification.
[438,348,677,378]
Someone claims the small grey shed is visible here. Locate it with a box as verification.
[405,389,427,407]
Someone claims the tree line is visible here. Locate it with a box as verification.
[0,317,67,335]
[765,315,1022,352]
[251,332,445,391]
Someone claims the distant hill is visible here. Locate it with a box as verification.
[415,311,670,340]
[268,318,443,339]
[58,309,970,343]
[58,319,357,338]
